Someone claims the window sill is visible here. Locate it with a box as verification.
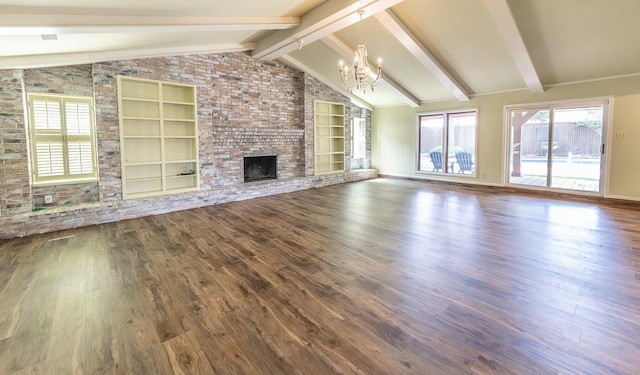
[415,170,477,178]
[32,177,98,187]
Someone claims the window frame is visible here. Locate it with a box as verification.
[503,97,610,193]
[416,108,478,176]
[27,93,98,186]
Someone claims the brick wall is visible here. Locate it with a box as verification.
[213,128,305,186]
[31,184,99,206]
[304,75,351,176]
[92,53,307,196]
[93,55,216,201]
[0,169,377,239]
[0,69,31,215]
[0,52,377,236]
[24,65,100,208]
[24,65,93,96]
[208,53,305,186]
[350,107,372,170]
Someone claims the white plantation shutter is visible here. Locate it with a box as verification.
[32,99,62,131]
[35,142,64,176]
[65,101,91,135]
[28,94,97,184]
[67,141,94,174]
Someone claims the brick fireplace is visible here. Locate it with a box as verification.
[0,52,377,239]
[244,155,277,182]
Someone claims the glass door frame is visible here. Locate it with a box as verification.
[503,97,611,196]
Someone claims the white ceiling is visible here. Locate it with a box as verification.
[2,0,640,109]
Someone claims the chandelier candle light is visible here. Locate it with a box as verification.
[339,9,382,93]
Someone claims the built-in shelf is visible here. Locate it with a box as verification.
[314,100,345,175]
[118,76,199,199]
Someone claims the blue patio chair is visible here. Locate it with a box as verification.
[429,151,443,172]
[455,151,474,174]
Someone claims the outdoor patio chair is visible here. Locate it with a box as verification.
[455,151,474,174]
[429,151,443,171]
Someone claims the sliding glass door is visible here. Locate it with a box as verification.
[508,100,608,193]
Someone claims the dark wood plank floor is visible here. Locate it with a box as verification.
[1,178,640,374]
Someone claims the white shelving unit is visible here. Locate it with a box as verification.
[314,100,345,175]
[117,76,199,199]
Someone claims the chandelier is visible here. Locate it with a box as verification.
[339,9,382,94]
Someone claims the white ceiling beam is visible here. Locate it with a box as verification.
[253,0,407,61]
[0,15,300,35]
[279,55,374,111]
[0,43,254,70]
[482,0,544,93]
[375,9,470,102]
[321,35,420,108]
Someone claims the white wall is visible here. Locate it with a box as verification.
[372,75,640,200]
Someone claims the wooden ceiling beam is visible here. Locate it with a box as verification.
[0,14,299,35]
[482,0,544,93]
[252,0,406,61]
[279,54,374,111]
[375,9,470,102]
[0,43,254,70]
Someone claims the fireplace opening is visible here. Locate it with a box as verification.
[244,155,277,183]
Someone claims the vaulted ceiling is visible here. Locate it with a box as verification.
[2,0,640,109]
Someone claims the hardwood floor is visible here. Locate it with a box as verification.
[1,178,639,374]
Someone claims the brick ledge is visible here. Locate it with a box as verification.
[1,169,378,239]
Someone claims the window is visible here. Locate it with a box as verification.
[27,94,97,185]
[352,117,366,159]
[507,99,607,193]
[417,110,477,175]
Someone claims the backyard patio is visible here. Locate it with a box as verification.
[420,155,601,193]
[510,157,600,192]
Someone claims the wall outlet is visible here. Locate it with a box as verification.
[44,194,53,204]
[616,132,627,140]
